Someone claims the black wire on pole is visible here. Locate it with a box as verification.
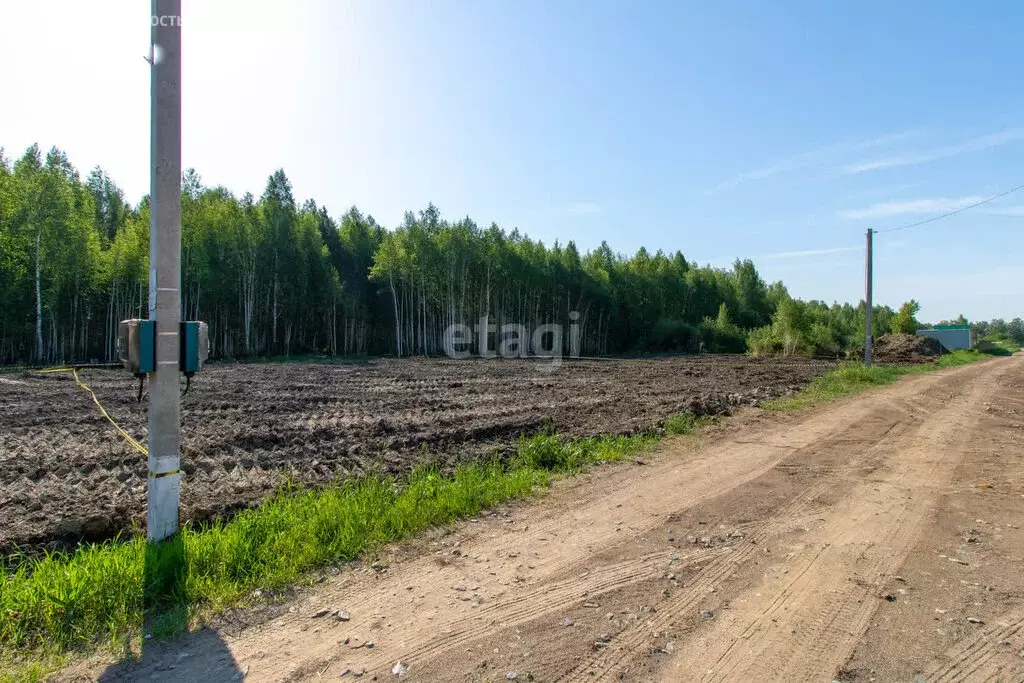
[876,182,1024,233]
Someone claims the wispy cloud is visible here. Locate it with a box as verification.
[847,182,921,201]
[841,129,1024,175]
[759,246,861,259]
[704,130,917,194]
[839,196,987,220]
[564,201,601,216]
[983,206,1024,217]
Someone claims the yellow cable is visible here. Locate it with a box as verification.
[46,367,149,456]
[73,368,149,455]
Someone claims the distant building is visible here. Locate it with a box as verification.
[917,325,971,351]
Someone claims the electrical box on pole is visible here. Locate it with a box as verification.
[117,319,156,376]
[179,321,209,375]
[117,319,208,376]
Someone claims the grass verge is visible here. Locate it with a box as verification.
[0,431,658,678]
[763,349,986,411]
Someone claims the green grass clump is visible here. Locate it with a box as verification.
[0,431,662,674]
[765,349,988,411]
[513,433,652,471]
[662,413,715,435]
[929,349,987,368]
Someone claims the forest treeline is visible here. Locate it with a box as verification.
[0,143,1014,365]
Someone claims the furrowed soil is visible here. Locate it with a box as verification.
[0,356,831,552]
[64,354,1024,683]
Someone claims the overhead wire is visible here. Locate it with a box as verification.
[876,182,1024,233]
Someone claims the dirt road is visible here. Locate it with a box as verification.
[78,355,1024,682]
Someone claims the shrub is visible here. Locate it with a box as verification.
[806,323,841,357]
[698,304,747,353]
[649,319,700,352]
[746,325,781,356]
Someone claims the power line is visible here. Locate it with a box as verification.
[877,182,1024,233]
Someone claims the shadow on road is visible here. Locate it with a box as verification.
[96,536,245,682]
[97,627,244,681]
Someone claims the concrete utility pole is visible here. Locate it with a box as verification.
[148,0,182,541]
[864,228,873,367]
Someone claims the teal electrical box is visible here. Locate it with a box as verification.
[179,321,209,374]
[117,319,156,376]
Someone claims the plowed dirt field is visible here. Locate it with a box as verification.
[0,356,832,552]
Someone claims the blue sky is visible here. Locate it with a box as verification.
[2,0,1022,321]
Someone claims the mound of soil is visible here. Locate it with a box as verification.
[871,333,943,364]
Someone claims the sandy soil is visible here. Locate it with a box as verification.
[64,354,1024,682]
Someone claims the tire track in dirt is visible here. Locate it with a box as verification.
[359,479,845,679]
[554,396,939,681]
[833,356,1024,683]
[557,421,903,682]
[347,548,727,676]
[259,392,923,681]
[923,613,1024,682]
[354,436,874,683]
[557,493,836,682]
[650,358,1018,683]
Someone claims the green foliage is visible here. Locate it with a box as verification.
[747,296,813,356]
[745,296,906,358]
[0,142,902,364]
[978,336,1020,356]
[698,303,747,353]
[806,323,841,357]
[972,321,1022,356]
[513,433,651,472]
[764,349,987,411]
[771,297,806,355]
[746,325,780,356]
[891,299,921,335]
[662,412,714,435]
[929,349,986,368]
[3,141,1016,365]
